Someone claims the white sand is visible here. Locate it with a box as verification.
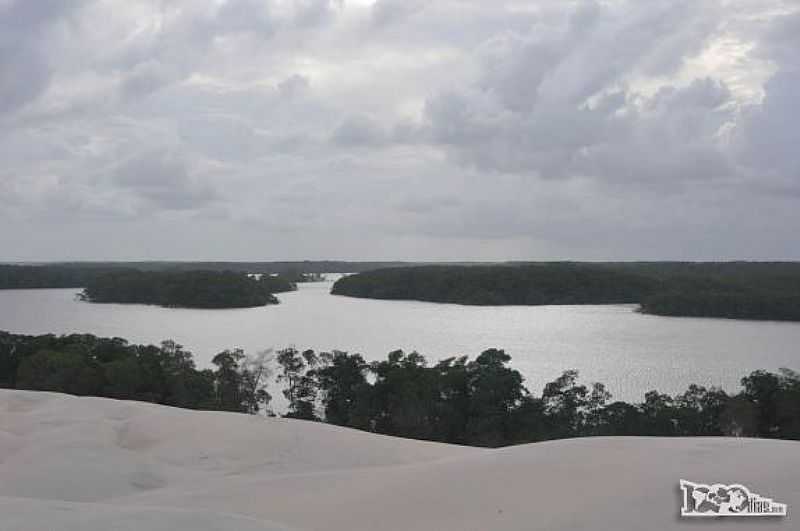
[1,389,796,530]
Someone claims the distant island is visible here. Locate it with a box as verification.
[5,261,800,319]
[331,264,658,305]
[332,263,800,321]
[80,270,296,309]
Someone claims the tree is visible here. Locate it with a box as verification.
[431,356,471,443]
[277,348,304,408]
[640,391,677,435]
[211,349,271,414]
[740,370,781,437]
[314,351,371,429]
[276,348,318,420]
[541,370,588,439]
[16,349,102,396]
[465,349,526,446]
[241,349,274,415]
[292,349,320,420]
[370,350,438,440]
[674,385,728,436]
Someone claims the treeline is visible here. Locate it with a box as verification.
[0,263,344,292]
[52,261,414,275]
[80,270,296,308]
[598,262,800,321]
[0,332,271,413]
[3,331,799,446]
[332,263,800,321]
[0,264,119,289]
[641,292,800,321]
[275,348,800,445]
[332,265,659,305]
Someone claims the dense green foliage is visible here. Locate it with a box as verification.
[8,261,800,320]
[3,330,799,446]
[0,261,359,289]
[80,270,295,308]
[640,292,800,321]
[332,265,659,305]
[295,349,800,446]
[333,263,800,321]
[623,263,800,321]
[256,274,298,294]
[0,332,270,413]
[0,264,121,289]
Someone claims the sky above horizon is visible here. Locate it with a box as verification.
[1,0,799,261]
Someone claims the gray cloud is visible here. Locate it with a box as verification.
[422,1,734,187]
[112,150,220,211]
[0,0,86,115]
[1,0,799,260]
[371,0,428,28]
[733,10,800,188]
[331,115,387,147]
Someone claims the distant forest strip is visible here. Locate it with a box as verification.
[0,262,411,290]
[332,263,800,321]
[1,331,798,447]
[0,264,121,289]
[80,270,296,308]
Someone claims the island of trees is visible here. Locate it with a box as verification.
[4,261,800,319]
[332,262,800,321]
[2,330,799,446]
[332,264,659,305]
[80,270,297,309]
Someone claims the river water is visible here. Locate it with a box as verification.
[1,278,798,401]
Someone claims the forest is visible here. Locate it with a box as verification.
[333,263,800,321]
[331,264,659,305]
[0,262,364,290]
[5,261,800,319]
[80,270,296,308]
[2,331,798,447]
[0,264,120,289]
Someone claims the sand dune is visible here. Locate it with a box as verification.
[1,389,796,530]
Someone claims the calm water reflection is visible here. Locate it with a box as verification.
[1,279,798,401]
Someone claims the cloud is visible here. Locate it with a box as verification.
[112,150,220,211]
[331,115,387,147]
[1,0,799,260]
[277,74,311,98]
[371,0,428,28]
[0,0,87,115]
[733,10,800,189]
[421,1,735,186]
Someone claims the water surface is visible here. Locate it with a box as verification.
[1,279,798,401]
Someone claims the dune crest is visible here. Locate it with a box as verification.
[1,390,796,530]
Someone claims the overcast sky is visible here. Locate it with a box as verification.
[1,0,798,261]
